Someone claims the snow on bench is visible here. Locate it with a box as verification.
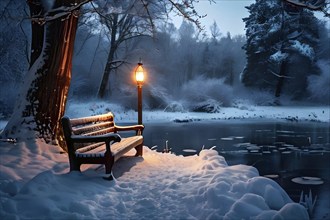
[61,112,144,180]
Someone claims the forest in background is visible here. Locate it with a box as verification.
[1,0,329,119]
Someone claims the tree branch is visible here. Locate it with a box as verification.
[284,0,330,17]
[31,0,91,24]
[269,69,294,79]
[167,0,206,30]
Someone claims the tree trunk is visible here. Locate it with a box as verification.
[274,59,288,104]
[97,45,117,98]
[1,1,81,149]
[97,14,118,99]
[274,3,287,105]
[27,0,44,67]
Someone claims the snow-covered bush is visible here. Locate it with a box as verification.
[164,101,187,112]
[181,76,233,112]
[110,83,173,110]
[65,100,127,118]
[145,84,172,109]
[192,99,223,113]
[232,99,255,111]
[307,60,330,104]
[243,89,275,106]
[110,85,137,110]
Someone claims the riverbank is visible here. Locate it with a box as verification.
[64,101,330,124]
[1,103,328,131]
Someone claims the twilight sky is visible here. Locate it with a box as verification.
[172,0,254,36]
[171,0,329,37]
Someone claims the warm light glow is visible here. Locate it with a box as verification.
[135,63,144,85]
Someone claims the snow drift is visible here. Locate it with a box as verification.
[0,140,309,219]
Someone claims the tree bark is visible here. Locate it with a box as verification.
[1,1,81,149]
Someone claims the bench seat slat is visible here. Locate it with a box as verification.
[113,136,143,160]
[112,136,143,154]
[75,142,104,153]
[74,136,143,160]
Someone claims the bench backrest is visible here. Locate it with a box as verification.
[62,112,115,134]
[61,112,116,151]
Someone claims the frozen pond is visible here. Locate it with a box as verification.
[142,120,330,219]
[142,119,329,154]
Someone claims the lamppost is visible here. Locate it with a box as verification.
[134,61,144,125]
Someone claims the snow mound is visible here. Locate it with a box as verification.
[0,144,309,219]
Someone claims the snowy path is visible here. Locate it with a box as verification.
[0,145,309,219]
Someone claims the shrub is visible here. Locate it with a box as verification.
[181,76,233,112]
[307,60,330,104]
[164,102,187,112]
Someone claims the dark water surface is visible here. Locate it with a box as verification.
[142,119,330,219]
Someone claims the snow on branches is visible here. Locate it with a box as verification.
[284,0,330,17]
[31,0,91,25]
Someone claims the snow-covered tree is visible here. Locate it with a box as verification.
[307,20,330,104]
[201,32,245,86]
[307,60,330,103]
[284,0,330,17]
[1,0,87,146]
[316,20,330,60]
[241,0,320,102]
[0,0,29,117]
[0,0,208,147]
[174,20,200,87]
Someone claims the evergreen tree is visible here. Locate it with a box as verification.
[241,0,320,102]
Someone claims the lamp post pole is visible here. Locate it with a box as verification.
[137,84,142,125]
[135,61,144,125]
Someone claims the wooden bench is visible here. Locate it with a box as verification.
[61,112,144,180]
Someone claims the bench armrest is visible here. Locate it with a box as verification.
[70,133,121,144]
[115,125,144,133]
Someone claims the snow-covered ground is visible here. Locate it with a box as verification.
[0,143,309,219]
[65,101,330,124]
[0,102,328,219]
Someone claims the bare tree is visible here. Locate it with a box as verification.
[93,0,156,98]
[94,0,209,99]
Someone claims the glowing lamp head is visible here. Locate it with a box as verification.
[135,62,144,85]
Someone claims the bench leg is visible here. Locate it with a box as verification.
[104,151,115,180]
[105,163,113,174]
[103,174,114,181]
[105,157,114,174]
[70,161,81,172]
[135,144,143,156]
